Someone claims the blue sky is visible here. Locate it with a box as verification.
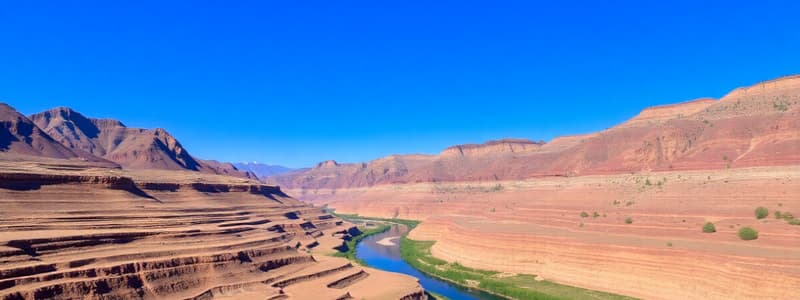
[1,1,798,168]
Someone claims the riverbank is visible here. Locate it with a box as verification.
[332,222,390,265]
[331,211,637,300]
[400,237,638,300]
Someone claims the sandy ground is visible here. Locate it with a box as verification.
[376,237,400,246]
[293,165,800,300]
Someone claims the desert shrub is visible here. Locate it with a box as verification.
[788,219,800,226]
[580,211,589,218]
[775,211,782,219]
[489,184,504,192]
[774,101,789,111]
[666,242,673,247]
[593,211,600,218]
[625,217,633,224]
[755,207,769,219]
[738,227,759,240]
[702,222,716,233]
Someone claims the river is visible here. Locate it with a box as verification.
[355,224,505,300]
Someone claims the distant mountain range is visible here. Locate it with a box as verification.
[1,104,257,179]
[270,75,800,190]
[233,162,299,179]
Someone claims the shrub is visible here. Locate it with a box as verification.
[666,242,673,247]
[738,227,759,240]
[775,211,782,219]
[625,217,633,224]
[580,211,589,218]
[755,207,769,219]
[702,222,716,233]
[789,219,800,226]
[592,211,599,218]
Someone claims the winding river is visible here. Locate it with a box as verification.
[355,224,505,300]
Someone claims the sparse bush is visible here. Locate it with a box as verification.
[592,211,599,218]
[580,211,589,218]
[702,222,716,233]
[645,179,652,186]
[773,101,789,111]
[488,184,504,192]
[666,242,673,247]
[789,219,800,226]
[625,217,633,224]
[579,222,584,228]
[738,227,759,240]
[775,211,782,219]
[755,207,769,219]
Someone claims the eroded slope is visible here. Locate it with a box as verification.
[0,161,424,300]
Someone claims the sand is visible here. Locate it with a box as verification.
[377,237,400,246]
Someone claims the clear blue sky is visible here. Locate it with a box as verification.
[2,1,798,168]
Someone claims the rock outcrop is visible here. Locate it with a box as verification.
[270,75,800,189]
[27,107,255,179]
[0,104,115,166]
[0,162,425,300]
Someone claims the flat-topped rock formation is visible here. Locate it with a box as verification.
[270,75,800,188]
[440,138,545,157]
[617,98,717,128]
[0,161,425,300]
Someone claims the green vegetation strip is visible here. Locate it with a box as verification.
[331,223,390,265]
[329,210,637,299]
[426,291,451,300]
[399,237,638,300]
[331,211,420,229]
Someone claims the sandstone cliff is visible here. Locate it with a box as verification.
[271,76,800,189]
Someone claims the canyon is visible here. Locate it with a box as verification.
[271,76,800,300]
[0,105,426,299]
[1,75,798,299]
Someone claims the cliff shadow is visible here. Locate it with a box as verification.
[0,181,43,191]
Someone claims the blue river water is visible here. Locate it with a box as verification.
[355,224,505,300]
